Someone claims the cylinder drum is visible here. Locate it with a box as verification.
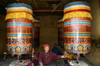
[32,18,40,47]
[63,1,92,54]
[6,3,34,54]
[58,17,64,47]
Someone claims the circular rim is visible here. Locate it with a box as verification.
[7,3,32,10]
[34,17,40,20]
[58,17,63,22]
[64,1,90,8]
[64,5,90,11]
[7,7,33,13]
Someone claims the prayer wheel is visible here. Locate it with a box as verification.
[58,17,64,47]
[32,18,40,47]
[5,3,34,54]
[63,1,92,54]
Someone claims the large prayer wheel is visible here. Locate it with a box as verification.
[5,3,34,54]
[58,17,64,47]
[63,1,92,54]
[32,18,40,47]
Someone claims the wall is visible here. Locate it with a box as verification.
[35,13,63,51]
[84,0,100,66]
[0,15,6,54]
[91,0,100,39]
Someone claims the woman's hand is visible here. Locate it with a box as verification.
[61,51,67,58]
[61,55,67,58]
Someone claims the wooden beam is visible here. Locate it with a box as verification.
[20,0,24,3]
[32,0,38,9]
[33,10,63,12]
[47,1,61,4]
[51,2,62,13]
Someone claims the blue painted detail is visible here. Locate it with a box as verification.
[7,3,32,10]
[58,17,63,21]
[64,21,91,26]
[32,29,39,31]
[7,23,32,27]
[23,45,29,51]
[70,44,76,50]
[77,44,84,50]
[7,34,32,37]
[85,44,90,50]
[15,46,21,52]
[64,33,91,36]
[58,29,64,31]
[34,18,40,21]
[8,45,14,52]
[59,35,64,37]
[64,1,90,8]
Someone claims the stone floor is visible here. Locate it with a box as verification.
[0,55,95,66]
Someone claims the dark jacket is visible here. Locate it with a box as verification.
[39,50,61,65]
[52,46,62,55]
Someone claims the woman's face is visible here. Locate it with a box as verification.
[44,47,49,53]
[32,48,34,51]
[32,48,34,52]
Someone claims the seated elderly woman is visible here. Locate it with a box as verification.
[39,44,67,66]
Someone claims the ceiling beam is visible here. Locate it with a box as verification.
[33,10,63,12]
[47,1,61,4]
[32,0,38,9]
[51,2,62,13]
[20,0,24,3]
